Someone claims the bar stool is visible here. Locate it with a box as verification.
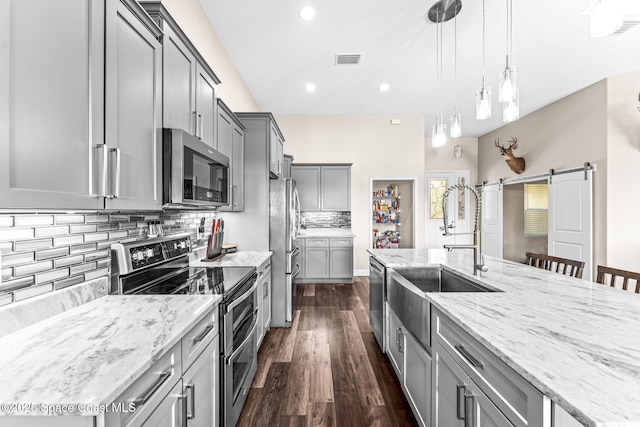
[595,265,640,293]
[525,252,585,279]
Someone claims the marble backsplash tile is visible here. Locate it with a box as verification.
[0,210,217,307]
[301,211,351,229]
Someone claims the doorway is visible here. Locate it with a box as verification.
[503,181,548,264]
[370,178,416,249]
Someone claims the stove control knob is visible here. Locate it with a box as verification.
[179,241,187,249]
[146,249,154,258]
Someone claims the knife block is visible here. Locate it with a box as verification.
[203,231,225,261]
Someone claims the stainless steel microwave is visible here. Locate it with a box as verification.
[163,128,230,208]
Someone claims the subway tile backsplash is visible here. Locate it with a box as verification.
[301,211,351,229]
[0,210,217,307]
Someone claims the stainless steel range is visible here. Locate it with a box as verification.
[110,233,258,427]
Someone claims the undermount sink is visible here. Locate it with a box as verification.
[386,267,500,351]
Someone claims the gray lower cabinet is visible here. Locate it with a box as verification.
[217,99,245,212]
[0,0,163,210]
[431,307,545,427]
[291,164,351,211]
[298,237,353,283]
[142,2,221,149]
[387,304,431,427]
[104,0,162,210]
[256,259,272,349]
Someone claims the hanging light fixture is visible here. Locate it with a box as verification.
[476,0,491,120]
[432,7,447,148]
[449,3,462,138]
[498,0,517,104]
[503,89,519,122]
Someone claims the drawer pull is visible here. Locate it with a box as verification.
[456,385,466,420]
[455,344,484,369]
[192,323,214,345]
[129,370,172,406]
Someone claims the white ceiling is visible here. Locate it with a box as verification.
[198,0,640,137]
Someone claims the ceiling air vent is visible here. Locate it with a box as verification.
[613,18,640,35]
[335,54,361,65]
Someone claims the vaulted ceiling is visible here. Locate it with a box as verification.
[199,0,640,137]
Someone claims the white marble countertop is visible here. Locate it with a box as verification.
[0,294,222,415]
[368,249,640,427]
[190,249,272,268]
[297,228,354,238]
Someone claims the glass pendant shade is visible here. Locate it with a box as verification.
[450,113,462,138]
[498,63,517,102]
[431,123,448,148]
[476,87,492,120]
[503,90,520,122]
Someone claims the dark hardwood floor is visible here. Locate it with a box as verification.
[238,277,418,427]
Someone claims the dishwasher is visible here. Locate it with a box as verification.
[369,256,386,351]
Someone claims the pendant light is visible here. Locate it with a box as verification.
[476,0,491,120]
[503,89,520,122]
[449,3,462,138]
[432,10,447,148]
[498,0,517,104]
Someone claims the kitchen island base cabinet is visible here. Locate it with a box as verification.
[431,308,547,427]
[387,304,431,427]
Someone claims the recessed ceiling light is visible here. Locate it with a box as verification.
[305,83,316,93]
[299,7,316,21]
[378,83,390,92]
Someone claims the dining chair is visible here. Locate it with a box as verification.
[595,265,640,293]
[525,252,585,279]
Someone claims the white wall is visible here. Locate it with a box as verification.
[275,114,425,272]
[606,70,640,272]
[425,137,479,185]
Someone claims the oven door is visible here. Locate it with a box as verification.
[224,316,257,427]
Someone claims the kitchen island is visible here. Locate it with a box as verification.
[0,288,222,420]
[369,248,640,427]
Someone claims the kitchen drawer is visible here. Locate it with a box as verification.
[106,341,182,427]
[330,238,353,247]
[306,238,329,247]
[432,308,545,427]
[181,306,219,373]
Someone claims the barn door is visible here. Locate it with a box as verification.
[548,169,593,280]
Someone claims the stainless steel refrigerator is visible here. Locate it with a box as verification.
[269,178,301,327]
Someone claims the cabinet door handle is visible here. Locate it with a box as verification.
[96,144,107,197]
[455,344,484,369]
[456,385,466,420]
[129,370,171,406]
[464,393,475,427]
[198,114,204,140]
[193,111,199,137]
[185,383,196,419]
[192,323,214,345]
[232,185,237,207]
[396,328,404,354]
[111,148,121,198]
[178,393,188,427]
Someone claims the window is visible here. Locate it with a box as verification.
[524,183,548,236]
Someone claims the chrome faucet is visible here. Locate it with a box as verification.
[440,184,488,275]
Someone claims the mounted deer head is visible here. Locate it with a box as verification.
[495,137,526,174]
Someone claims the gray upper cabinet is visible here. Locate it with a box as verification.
[141,2,221,148]
[0,0,162,210]
[269,122,285,178]
[322,166,351,211]
[217,99,245,212]
[104,0,163,210]
[291,164,352,211]
[0,0,105,209]
[291,166,321,211]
